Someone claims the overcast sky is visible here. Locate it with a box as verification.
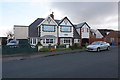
[0,1,118,37]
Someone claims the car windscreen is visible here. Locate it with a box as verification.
[91,42,101,45]
[9,41,17,43]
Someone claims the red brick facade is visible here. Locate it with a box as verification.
[104,31,120,46]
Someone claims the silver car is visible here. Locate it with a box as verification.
[86,41,110,52]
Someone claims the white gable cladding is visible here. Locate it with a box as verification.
[81,24,90,38]
[40,16,58,37]
[60,19,71,26]
[95,30,103,38]
[59,18,73,37]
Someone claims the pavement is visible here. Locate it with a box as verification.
[2,46,118,78]
[2,48,85,62]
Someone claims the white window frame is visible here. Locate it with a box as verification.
[74,39,80,43]
[30,38,37,45]
[60,38,72,44]
[42,38,55,44]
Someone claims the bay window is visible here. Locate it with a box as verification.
[42,39,55,44]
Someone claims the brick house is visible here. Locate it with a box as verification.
[104,31,120,46]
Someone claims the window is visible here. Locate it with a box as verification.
[43,25,55,32]
[87,28,89,32]
[50,39,53,43]
[43,39,45,43]
[46,39,49,43]
[33,38,36,44]
[43,39,55,44]
[60,38,71,44]
[74,39,80,43]
[61,26,71,32]
[30,38,32,44]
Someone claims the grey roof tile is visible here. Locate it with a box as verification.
[29,18,44,37]
[97,29,114,37]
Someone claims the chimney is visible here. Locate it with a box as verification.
[50,12,54,19]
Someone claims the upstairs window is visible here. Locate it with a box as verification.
[43,25,55,32]
[61,26,71,32]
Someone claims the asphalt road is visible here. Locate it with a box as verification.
[2,46,118,78]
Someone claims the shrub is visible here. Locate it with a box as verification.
[48,44,51,49]
[56,44,66,48]
[70,43,82,50]
[49,48,56,52]
[39,48,49,52]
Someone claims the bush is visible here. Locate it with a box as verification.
[39,48,49,52]
[70,43,82,50]
[49,48,56,52]
[48,44,51,49]
[56,44,66,48]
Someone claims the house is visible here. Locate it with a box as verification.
[89,29,114,43]
[104,31,120,46]
[28,13,80,46]
[14,12,91,47]
[58,17,75,46]
[75,22,91,45]
[97,29,114,38]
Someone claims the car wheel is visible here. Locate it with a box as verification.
[107,46,110,50]
[97,48,100,52]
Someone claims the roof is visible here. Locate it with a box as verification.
[14,25,28,27]
[97,29,114,37]
[29,18,44,37]
[90,29,96,33]
[28,18,62,37]
[41,35,56,39]
[75,22,90,29]
[54,20,61,24]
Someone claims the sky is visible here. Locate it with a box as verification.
[0,0,119,37]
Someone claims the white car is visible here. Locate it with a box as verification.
[7,40,19,46]
[86,41,110,52]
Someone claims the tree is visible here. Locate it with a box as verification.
[6,30,14,42]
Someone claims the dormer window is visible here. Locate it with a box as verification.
[60,26,71,32]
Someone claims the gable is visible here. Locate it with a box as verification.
[95,30,103,38]
[81,24,89,29]
[38,16,58,26]
[60,19,71,26]
[76,22,90,29]
[59,17,73,26]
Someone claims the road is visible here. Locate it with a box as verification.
[2,47,118,78]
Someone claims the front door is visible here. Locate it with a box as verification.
[82,38,89,46]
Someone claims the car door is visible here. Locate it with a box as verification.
[100,42,105,50]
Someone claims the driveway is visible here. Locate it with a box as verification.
[2,46,118,78]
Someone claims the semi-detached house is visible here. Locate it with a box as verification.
[14,13,91,46]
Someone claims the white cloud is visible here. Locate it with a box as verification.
[0,26,13,37]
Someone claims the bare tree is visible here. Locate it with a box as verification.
[6,30,14,42]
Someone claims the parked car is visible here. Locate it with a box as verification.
[86,41,110,52]
[6,40,19,46]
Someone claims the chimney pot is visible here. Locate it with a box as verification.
[50,12,54,19]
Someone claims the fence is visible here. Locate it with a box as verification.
[2,44,37,55]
